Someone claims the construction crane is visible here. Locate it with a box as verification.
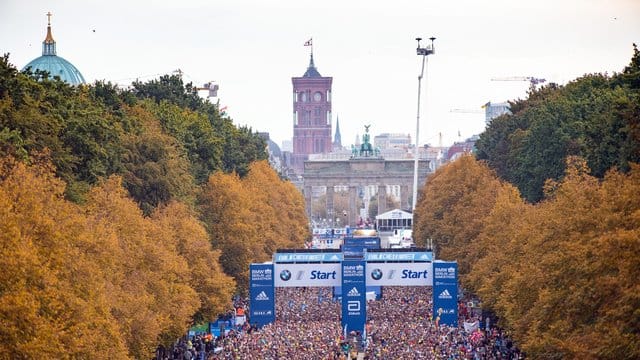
[195,81,219,97]
[450,108,483,114]
[491,76,546,86]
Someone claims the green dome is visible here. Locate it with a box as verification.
[23,55,85,85]
[22,13,85,85]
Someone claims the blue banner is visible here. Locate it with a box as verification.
[333,285,382,299]
[343,237,380,248]
[274,252,343,263]
[341,261,367,335]
[433,261,458,327]
[365,251,433,262]
[342,245,366,259]
[249,263,275,328]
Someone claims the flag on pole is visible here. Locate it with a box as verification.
[304,38,313,46]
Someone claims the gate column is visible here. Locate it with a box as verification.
[400,184,410,210]
[304,185,313,221]
[377,185,387,215]
[349,186,357,227]
[326,185,335,226]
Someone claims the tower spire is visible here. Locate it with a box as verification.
[334,115,342,148]
[302,38,321,77]
[42,11,56,56]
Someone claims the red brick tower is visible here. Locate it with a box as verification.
[291,51,333,175]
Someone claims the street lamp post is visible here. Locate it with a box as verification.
[412,37,435,211]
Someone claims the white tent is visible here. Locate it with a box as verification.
[375,209,413,232]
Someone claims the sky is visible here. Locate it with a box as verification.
[1,0,638,148]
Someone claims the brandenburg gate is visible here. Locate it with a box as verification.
[302,127,431,227]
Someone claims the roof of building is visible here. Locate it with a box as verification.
[376,208,413,220]
[22,12,85,85]
[303,53,322,77]
[267,138,282,158]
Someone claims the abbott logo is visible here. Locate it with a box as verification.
[438,289,453,299]
[255,291,269,301]
[347,287,360,297]
[347,300,360,312]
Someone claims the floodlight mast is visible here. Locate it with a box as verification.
[412,37,435,212]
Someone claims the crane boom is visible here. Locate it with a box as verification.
[450,108,483,114]
[195,82,219,97]
[491,76,546,86]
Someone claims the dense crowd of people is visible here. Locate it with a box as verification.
[158,286,523,359]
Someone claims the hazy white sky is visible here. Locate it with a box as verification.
[2,0,638,147]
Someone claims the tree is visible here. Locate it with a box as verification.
[242,161,309,254]
[84,176,199,359]
[0,158,129,359]
[151,201,235,325]
[413,154,504,274]
[131,74,203,111]
[120,104,195,215]
[198,171,257,292]
[476,46,640,202]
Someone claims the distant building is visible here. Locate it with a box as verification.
[258,132,284,174]
[22,12,85,85]
[374,133,412,150]
[446,135,479,161]
[291,51,333,175]
[281,140,293,153]
[484,101,511,124]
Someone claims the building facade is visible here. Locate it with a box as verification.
[291,53,333,174]
[374,133,412,150]
[484,101,511,124]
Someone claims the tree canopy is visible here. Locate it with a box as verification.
[1,54,267,210]
[414,47,640,358]
[475,44,640,202]
[0,54,309,358]
[414,155,640,359]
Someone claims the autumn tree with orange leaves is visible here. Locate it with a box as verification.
[198,160,309,293]
[0,159,236,359]
[414,155,640,359]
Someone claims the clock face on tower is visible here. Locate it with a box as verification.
[313,92,322,102]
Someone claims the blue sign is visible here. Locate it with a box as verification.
[343,237,380,248]
[333,285,382,300]
[249,263,275,328]
[342,245,366,259]
[274,252,343,263]
[341,261,367,335]
[365,251,433,262]
[433,261,458,327]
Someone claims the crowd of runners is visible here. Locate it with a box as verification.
[157,286,523,359]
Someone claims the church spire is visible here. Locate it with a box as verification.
[42,11,56,56]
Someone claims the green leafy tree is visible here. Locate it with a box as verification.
[120,104,195,215]
[476,45,640,202]
[131,74,203,111]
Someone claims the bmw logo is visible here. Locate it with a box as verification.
[280,270,292,281]
[371,268,383,280]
